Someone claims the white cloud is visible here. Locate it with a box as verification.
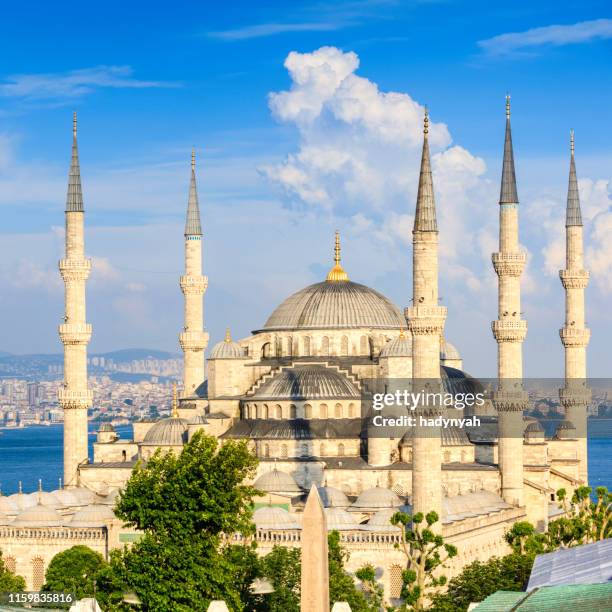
[0,66,174,101]
[207,21,344,41]
[478,18,612,57]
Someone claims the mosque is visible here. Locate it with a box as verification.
[0,100,590,602]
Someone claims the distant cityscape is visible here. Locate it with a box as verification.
[0,349,181,428]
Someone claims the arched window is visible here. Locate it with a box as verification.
[32,557,45,591]
[360,335,369,355]
[255,404,262,419]
[334,403,342,418]
[303,336,311,356]
[261,342,272,359]
[321,336,329,355]
[263,444,270,458]
[122,450,127,462]
[348,403,355,418]
[274,404,282,419]
[444,451,451,463]
[301,443,309,457]
[319,442,326,456]
[389,564,403,599]
[338,443,345,457]
[340,335,349,356]
[280,444,288,458]
[290,404,297,419]
[304,404,312,419]
[320,404,328,418]
[286,337,293,356]
[262,404,269,419]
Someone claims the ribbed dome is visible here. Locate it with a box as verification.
[554,419,576,440]
[317,486,350,508]
[70,504,115,527]
[13,503,63,527]
[524,421,545,440]
[254,469,302,494]
[325,507,358,530]
[210,330,244,360]
[142,416,189,445]
[352,486,402,510]
[0,497,17,514]
[440,340,461,361]
[260,281,405,331]
[251,366,360,400]
[99,423,115,432]
[365,507,404,531]
[380,335,412,357]
[253,506,300,530]
[54,489,82,507]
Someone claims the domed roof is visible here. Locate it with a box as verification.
[352,486,402,510]
[440,340,461,361]
[259,281,405,332]
[325,507,358,530]
[554,419,576,439]
[253,506,300,530]
[10,492,37,511]
[13,503,63,527]
[0,511,12,526]
[442,491,511,521]
[556,419,576,430]
[142,416,189,446]
[254,469,302,494]
[70,504,116,527]
[364,507,404,531]
[210,329,244,360]
[54,489,82,507]
[0,496,18,514]
[525,421,544,433]
[317,486,350,508]
[380,334,412,358]
[251,365,360,400]
[99,423,115,432]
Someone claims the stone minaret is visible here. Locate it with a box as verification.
[491,97,527,506]
[559,130,590,483]
[406,110,446,520]
[58,113,93,488]
[179,150,209,398]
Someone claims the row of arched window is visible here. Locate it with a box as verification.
[243,402,357,420]
[261,335,376,359]
[260,441,352,458]
[2,556,45,591]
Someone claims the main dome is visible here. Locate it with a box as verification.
[259,280,406,332]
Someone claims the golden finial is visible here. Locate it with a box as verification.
[171,383,179,418]
[73,112,77,137]
[424,107,429,135]
[18,481,22,494]
[326,231,349,282]
[399,327,405,339]
[570,129,575,156]
[505,94,511,119]
[191,147,196,171]
[225,327,232,343]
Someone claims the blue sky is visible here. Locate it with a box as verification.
[0,0,611,376]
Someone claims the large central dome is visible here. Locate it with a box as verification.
[259,280,406,331]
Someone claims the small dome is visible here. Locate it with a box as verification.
[99,423,115,432]
[525,421,544,433]
[352,486,402,510]
[70,504,116,527]
[317,486,350,508]
[254,469,302,494]
[37,491,62,508]
[142,416,189,446]
[554,419,576,439]
[9,493,37,512]
[210,330,244,360]
[253,506,300,530]
[364,507,403,531]
[380,334,412,358]
[189,414,208,425]
[0,497,18,514]
[325,507,358,530]
[54,489,82,507]
[440,340,461,361]
[99,488,120,506]
[13,503,63,527]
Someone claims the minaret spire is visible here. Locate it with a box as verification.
[59,113,93,487]
[500,95,518,205]
[566,130,583,226]
[179,149,209,400]
[414,108,437,232]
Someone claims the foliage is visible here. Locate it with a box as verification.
[0,549,25,593]
[254,545,301,611]
[429,553,535,612]
[355,564,385,611]
[391,511,457,611]
[41,546,106,605]
[557,485,612,543]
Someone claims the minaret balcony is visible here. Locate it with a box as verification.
[491,319,527,343]
[58,323,92,345]
[180,275,208,294]
[559,269,589,289]
[59,258,92,282]
[492,388,528,412]
[559,326,590,347]
[179,330,210,351]
[58,388,93,409]
[492,252,525,277]
[559,385,591,407]
[405,305,447,335]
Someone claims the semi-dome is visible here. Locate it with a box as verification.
[259,281,405,332]
[325,507,358,530]
[210,329,244,360]
[524,421,545,441]
[352,486,402,510]
[317,486,350,508]
[364,507,404,531]
[142,416,189,446]
[250,365,360,400]
[70,504,116,527]
[440,340,461,361]
[254,469,302,494]
[13,503,63,527]
[380,334,412,358]
[253,506,300,530]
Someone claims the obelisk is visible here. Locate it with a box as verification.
[301,485,329,612]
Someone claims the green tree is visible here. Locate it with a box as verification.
[42,546,105,605]
[557,486,612,543]
[355,564,385,611]
[108,431,259,611]
[0,549,25,593]
[391,511,457,611]
[256,545,301,611]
